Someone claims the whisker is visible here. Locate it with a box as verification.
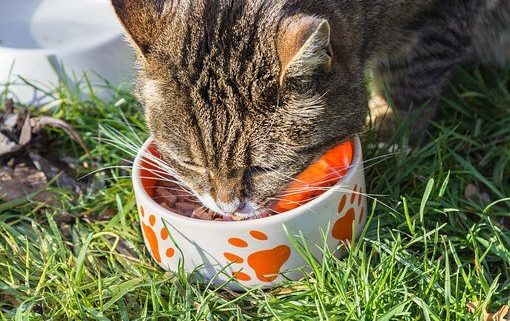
[279,186,386,198]
[152,196,201,204]
[253,151,399,187]
[268,188,396,213]
[153,186,196,194]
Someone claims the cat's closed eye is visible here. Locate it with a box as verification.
[249,165,280,176]
[176,159,205,172]
[181,160,199,167]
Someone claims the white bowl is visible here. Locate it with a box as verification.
[0,0,133,104]
[132,137,367,290]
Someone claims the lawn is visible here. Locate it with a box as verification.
[0,66,509,320]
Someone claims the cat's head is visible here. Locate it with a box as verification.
[112,0,366,216]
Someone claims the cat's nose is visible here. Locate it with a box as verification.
[210,171,245,214]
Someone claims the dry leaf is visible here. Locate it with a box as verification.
[18,113,32,145]
[272,284,308,296]
[467,301,510,321]
[30,116,90,155]
[59,222,72,240]
[0,132,21,156]
[98,208,117,221]
[2,113,19,130]
[0,108,24,157]
[0,293,20,307]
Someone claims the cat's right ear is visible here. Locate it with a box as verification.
[110,0,171,60]
[277,15,333,84]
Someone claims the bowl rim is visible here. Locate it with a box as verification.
[132,136,363,227]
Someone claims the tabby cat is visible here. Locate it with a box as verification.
[111,0,510,217]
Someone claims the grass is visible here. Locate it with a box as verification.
[0,66,509,320]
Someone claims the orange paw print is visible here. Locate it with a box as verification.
[139,206,175,263]
[332,184,364,241]
[223,231,291,283]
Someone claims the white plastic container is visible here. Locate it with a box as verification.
[0,0,134,104]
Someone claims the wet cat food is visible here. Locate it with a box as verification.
[153,179,257,221]
[153,180,222,220]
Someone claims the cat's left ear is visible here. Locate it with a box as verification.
[110,0,172,60]
[277,15,333,84]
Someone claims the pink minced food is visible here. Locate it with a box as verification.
[153,180,268,221]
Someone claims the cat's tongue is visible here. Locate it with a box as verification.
[225,202,272,221]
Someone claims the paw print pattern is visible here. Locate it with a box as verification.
[139,206,175,263]
[223,231,291,283]
[332,184,365,241]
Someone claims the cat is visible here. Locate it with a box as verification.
[111,0,510,217]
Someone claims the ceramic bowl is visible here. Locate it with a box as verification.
[132,137,367,290]
[0,0,133,104]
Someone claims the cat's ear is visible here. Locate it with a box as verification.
[278,16,333,83]
[110,0,171,59]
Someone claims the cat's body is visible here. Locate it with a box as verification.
[112,0,510,217]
